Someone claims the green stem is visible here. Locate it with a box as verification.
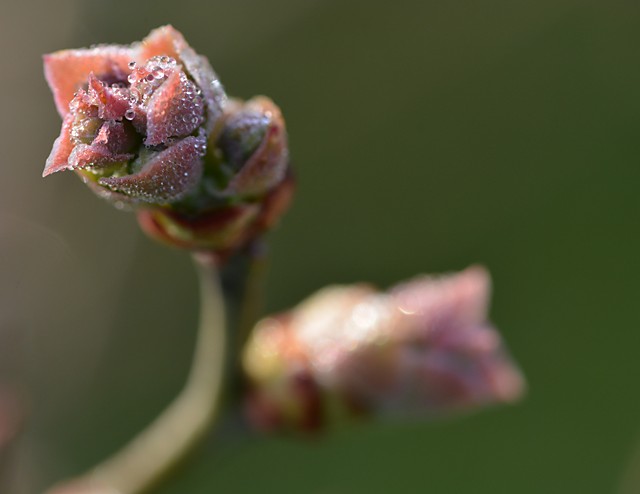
[218,243,268,403]
[46,253,227,494]
[235,242,268,354]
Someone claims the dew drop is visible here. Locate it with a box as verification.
[152,67,164,79]
[128,61,136,69]
[127,73,136,84]
[124,109,135,120]
[145,73,155,82]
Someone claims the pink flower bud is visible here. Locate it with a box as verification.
[243,266,525,432]
[43,26,292,256]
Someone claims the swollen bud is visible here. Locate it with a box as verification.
[136,96,292,256]
[242,266,525,432]
[43,26,293,258]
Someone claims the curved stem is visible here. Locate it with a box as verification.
[46,253,226,494]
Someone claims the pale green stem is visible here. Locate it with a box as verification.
[46,253,226,494]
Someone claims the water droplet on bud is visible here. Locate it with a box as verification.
[124,109,135,120]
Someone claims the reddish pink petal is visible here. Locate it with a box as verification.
[99,135,205,203]
[395,328,524,412]
[255,169,295,232]
[92,120,136,153]
[391,266,491,336]
[83,120,135,163]
[139,26,226,133]
[43,114,75,177]
[66,121,136,170]
[68,88,98,117]
[87,74,130,120]
[44,46,135,117]
[68,144,133,170]
[138,25,186,62]
[178,45,226,132]
[82,178,137,207]
[226,97,289,197]
[145,70,204,146]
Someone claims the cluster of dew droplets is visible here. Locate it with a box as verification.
[124,55,206,149]
[124,56,177,120]
[68,85,102,119]
[179,73,204,128]
[67,88,104,145]
[193,132,206,157]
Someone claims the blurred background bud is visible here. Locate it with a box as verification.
[243,266,525,432]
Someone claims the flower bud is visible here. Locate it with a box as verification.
[243,266,525,432]
[43,26,292,256]
[135,96,293,255]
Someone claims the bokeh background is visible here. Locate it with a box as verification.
[1,0,639,492]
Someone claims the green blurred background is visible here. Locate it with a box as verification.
[1,0,639,492]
